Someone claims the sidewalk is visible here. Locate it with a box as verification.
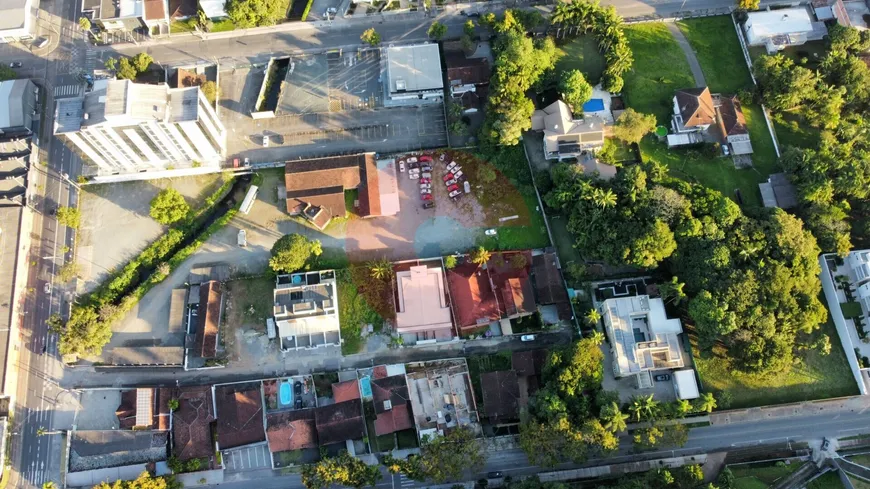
[710,396,870,426]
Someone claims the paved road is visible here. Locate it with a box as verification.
[210,404,870,488]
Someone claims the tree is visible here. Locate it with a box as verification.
[116,58,138,80]
[93,471,180,489]
[46,313,64,333]
[58,261,80,283]
[226,0,285,27]
[269,234,323,273]
[600,402,628,433]
[368,258,393,280]
[56,206,81,229]
[301,451,381,489]
[737,0,759,10]
[469,246,491,266]
[584,308,601,326]
[78,17,91,31]
[149,188,190,225]
[659,276,686,305]
[168,398,179,411]
[104,57,118,72]
[694,392,717,413]
[461,20,476,52]
[559,69,593,110]
[428,21,447,40]
[43,483,57,489]
[444,255,457,269]
[588,330,605,346]
[676,464,705,489]
[416,427,484,482]
[199,81,219,105]
[59,306,112,357]
[361,28,381,46]
[628,394,658,422]
[131,52,153,73]
[612,108,657,144]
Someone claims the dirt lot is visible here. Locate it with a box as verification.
[75,174,223,293]
[221,276,278,363]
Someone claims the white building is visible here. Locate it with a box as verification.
[384,44,443,105]
[743,8,827,53]
[273,271,342,351]
[530,100,607,160]
[600,295,684,388]
[0,0,32,42]
[0,79,38,134]
[54,79,225,181]
[672,369,699,400]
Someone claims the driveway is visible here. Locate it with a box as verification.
[222,443,272,472]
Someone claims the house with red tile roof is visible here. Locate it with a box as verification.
[331,380,361,404]
[172,386,217,464]
[266,409,318,453]
[371,376,414,436]
[195,281,221,359]
[315,398,366,446]
[480,371,520,425]
[215,383,266,450]
[115,388,171,430]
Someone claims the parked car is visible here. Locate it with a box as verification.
[407,157,418,164]
[447,184,459,192]
[262,135,269,147]
[421,172,432,179]
[243,157,251,167]
[295,398,303,409]
[442,173,454,182]
[722,144,731,156]
[447,162,457,171]
[653,374,671,382]
[487,472,504,479]
[464,181,471,193]
[444,179,457,186]
[399,161,405,172]
[520,334,535,342]
[485,229,497,236]
[452,165,462,172]
[420,155,433,162]
[294,381,303,395]
[439,153,447,161]
[453,170,464,179]
[420,188,432,194]
[449,190,462,198]
[420,183,432,190]
[9,62,21,68]
[423,201,435,209]
[44,283,51,294]
[421,193,433,201]
[421,164,432,172]
[408,161,419,169]
[419,177,431,184]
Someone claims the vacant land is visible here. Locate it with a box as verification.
[554,36,606,84]
[622,23,695,124]
[730,462,801,489]
[336,267,389,355]
[222,276,275,360]
[692,317,858,408]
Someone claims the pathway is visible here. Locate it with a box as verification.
[666,23,707,87]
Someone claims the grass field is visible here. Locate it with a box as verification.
[676,17,752,93]
[850,475,870,489]
[336,268,384,355]
[730,462,801,489]
[772,112,819,150]
[849,455,870,467]
[808,471,845,489]
[622,23,695,124]
[692,316,858,408]
[554,36,606,84]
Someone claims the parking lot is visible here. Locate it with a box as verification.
[222,443,271,472]
[326,49,381,111]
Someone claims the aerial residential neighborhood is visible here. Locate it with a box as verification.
[3,0,870,488]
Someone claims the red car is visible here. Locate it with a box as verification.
[421,193,433,201]
[420,156,433,162]
[419,177,431,184]
[447,184,460,192]
[442,173,454,182]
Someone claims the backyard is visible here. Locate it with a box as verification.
[729,462,803,489]
[692,317,858,408]
[466,351,514,406]
[554,35,606,85]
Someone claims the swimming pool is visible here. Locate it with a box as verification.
[360,376,372,398]
[582,98,605,113]
[279,381,293,407]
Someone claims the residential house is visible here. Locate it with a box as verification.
[445,50,490,114]
[530,250,573,324]
[266,409,318,454]
[671,87,715,135]
[445,261,501,332]
[480,371,520,425]
[371,375,414,436]
[172,386,217,465]
[531,100,608,160]
[512,349,547,395]
[81,0,169,35]
[115,387,172,430]
[273,271,341,351]
[669,87,753,155]
[758,172,798,209]
[715,94,753,155]
[215,383,266,450]
[331,380,361,403]
[672,369,700,400]
[284,153,399,230]
[405,359,481,439]
[743,8,827,53]
[314,398,366,447]
[394,261,455,343]
[384,44,444,105]
[193,280,221,359]
[812,0,851,26]
[599,295,684,389]
[67,431,169,488]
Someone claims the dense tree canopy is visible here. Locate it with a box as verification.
[301,451,381,489]
[612,108,658,144]
[546,162,829,375]
[226,0,285,27]
[559,69,593,110]
[149,188,190,225]
[92,472,180,489]
[269,234,322,273]
[59,305,113,358]
[385,427,484,483]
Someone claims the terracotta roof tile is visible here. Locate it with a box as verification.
[172,386,216,461]
[480,371,520,424]
[315,399,365,446]
[446,261,500,330]
[215,384,266,449]
[266,409,318,452]
[675,87,716,128]
[331,380,361,403]
[195,281,221,359]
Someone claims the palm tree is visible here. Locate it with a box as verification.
[694,392,717,414]
[368,258,394,280]
[673,399,692,418]
[588,330,605,346]
[659,277,686,306]
[470,246,491,266]
[591,188,617,208]
[551,2,574,39]
[602,402,629,433]
[585,308,601,326]
[629,394,658,422]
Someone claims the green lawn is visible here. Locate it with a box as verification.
[622,23,696,124]
[336,268,383,355]
[730,462,802,489]
[210,19,236,32]
[849,475,870,489]
[808,471,845,489]
[772,112,819,150]
[843,301,863,318]
[692,314,859,408]
[554,36,606,84]
[170,19,193,33]
[676,16,752,93]
[848,454,870,467]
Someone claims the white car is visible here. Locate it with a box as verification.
[420,188,432,194]
[464,181,471,193]
[444,179,457,186]
[420,183,431,190]
[262,135,269,147]
[448,190,462,198]
[44,282,51,294]
[521,334,536,342]
[453,170,464,179]
[399,161,405,172]
[421,172,431,179]
[485,229,497,236]
[439,154,446,161]
[407,157,418,164]
[447,162,457,171]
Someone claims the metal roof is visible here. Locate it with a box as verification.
[386,44,443,94]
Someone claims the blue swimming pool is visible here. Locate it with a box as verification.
[279,381,293,407]
[360,376,372,398]
[582,98,605,113]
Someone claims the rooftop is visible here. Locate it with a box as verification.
[331,380,361,404]
[512,350,547,378]
[445,51,490,86]
[284,154,380,218]
[601,295,684,377]
[446,261,500,330]
[314,398,365,446]
[674,87,716,129]
[0,0,30,32]
[486,252,535,318]
[406,360,479,433]
[480,371,520,424]
[531,251,571,318]
[531,100,607,155]
[266,409,318,452]
[746,8,815,36]
[69,431,168,473]
[273,271,340,349]
[371,375,414,436]
[195,280,221,359]
[0,79,35,130]
[108,346,184,366]
[215,383,266,449]
[173,386,216,461]
[395,264,454,335]
[386,44,444,94]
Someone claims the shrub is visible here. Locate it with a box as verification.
[150,188,190,225]
[56,206,81,229]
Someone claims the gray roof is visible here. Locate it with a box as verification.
[69,431,169,472]
[768,173,798,209]
[109,346,184,366]
[55,97,85,134]
[0,0,29,32]
[386,44,443,93]
[0,207,23,395]
[0,79,35,130]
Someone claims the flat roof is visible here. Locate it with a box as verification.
[0,80,34,129]
[395,265,453,334]
[601,295,683,376]
[747,8,814,36]
[386,44,444,94]
[0,0,29,32]
[673,369,700,400]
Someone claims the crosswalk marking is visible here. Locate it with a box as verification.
[54,84,82,98]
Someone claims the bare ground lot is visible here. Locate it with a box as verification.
[75,174,223,294]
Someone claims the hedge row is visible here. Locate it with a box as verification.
[300,0,315,21]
